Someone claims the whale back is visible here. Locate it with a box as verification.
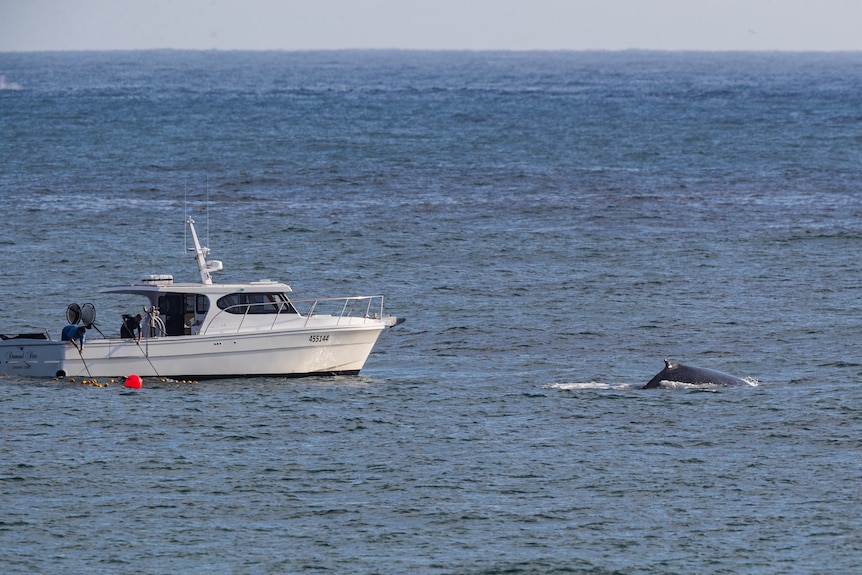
[643,359,747,389]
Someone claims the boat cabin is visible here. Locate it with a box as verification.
[101,276,298,338]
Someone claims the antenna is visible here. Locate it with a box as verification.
[206,176,210,247]
[183,178,188,253]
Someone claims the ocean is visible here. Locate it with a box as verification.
[1,50,861,573]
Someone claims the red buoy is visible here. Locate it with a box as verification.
[125,374,142,389]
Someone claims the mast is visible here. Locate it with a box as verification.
[187,216,221,284]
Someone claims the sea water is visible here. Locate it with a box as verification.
[1,50,861,574]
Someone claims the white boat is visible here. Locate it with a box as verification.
[0,216,403,380]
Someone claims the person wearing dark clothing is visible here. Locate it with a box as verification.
[121,313,143,342]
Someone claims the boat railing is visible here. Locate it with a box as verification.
[294,295,385,328]
[200,295,386,335]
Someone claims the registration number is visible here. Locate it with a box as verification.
[308,334,330,343]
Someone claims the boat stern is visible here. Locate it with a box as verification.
[0,335,69,379]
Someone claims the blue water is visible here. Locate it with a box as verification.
[1,50,862,573]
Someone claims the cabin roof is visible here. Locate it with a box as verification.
[100,280,293,296]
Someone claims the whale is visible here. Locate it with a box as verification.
[643,359,748,389]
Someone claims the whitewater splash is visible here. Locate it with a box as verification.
[544,381,635,391]
[0,76,22,90]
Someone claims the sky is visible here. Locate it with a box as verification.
[1,0,861,52]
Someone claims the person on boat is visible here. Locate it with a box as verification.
[61,324,86,351]
[121,313,143,342]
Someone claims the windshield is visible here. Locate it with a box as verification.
[216,292,296,315]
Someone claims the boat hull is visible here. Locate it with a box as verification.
[1,324,385,379]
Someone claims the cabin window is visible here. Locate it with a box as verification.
[196,295,210,314]
[216,292,296,315]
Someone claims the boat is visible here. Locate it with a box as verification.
[0,216,403,380]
